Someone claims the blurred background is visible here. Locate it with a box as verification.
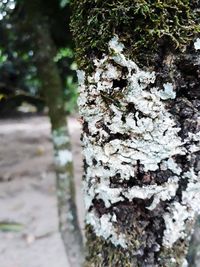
[0,1,84,266]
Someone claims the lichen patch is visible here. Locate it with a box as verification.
[194,38,200,51]
[55,149,72,166]
[78,36,200,251]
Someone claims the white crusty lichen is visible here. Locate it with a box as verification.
[52,127,72,167]
[109,35,125,53]
[163,168,200,248]
[52,128,69,147]
[86,211,127,248]
[55,149,72,166]
[78,36,200,249]
[157,82,176,100]
[83,176,179,210]
[162,140,200,247]
[163,202,189,247]
[194,38,200,50]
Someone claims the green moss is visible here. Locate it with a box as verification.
[71,0,200,70]
[84,225,138,267]
[158,241,189,267]
[84,224,189,267]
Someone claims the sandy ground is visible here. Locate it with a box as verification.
[0,116,84,267]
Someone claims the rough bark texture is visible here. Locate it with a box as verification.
[22,2,84,266]
[71,1,200,266]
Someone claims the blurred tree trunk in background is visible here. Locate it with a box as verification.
[0,0,77,116]
[188,217,200,267]
[71,1,200,266]
[22,1,83,266]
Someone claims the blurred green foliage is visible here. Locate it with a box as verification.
[0,221,24,232]
[0,0,78,116]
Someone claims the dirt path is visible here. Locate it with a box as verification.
[0,116,84,267]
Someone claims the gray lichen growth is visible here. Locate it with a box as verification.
[78,37,200,266]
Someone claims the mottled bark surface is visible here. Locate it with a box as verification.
[22,2,84,266]
[71,1,200,266]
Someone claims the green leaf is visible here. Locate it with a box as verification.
[0,222,24,232]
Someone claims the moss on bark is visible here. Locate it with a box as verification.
[71,0,200,70]
[84,224,193,267]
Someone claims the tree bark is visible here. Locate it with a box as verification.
[71,1,200,266]
[22,2,84,266]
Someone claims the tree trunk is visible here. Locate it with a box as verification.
[22,2,84,266]
[187,216,200,266]
[71,1,200,266]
